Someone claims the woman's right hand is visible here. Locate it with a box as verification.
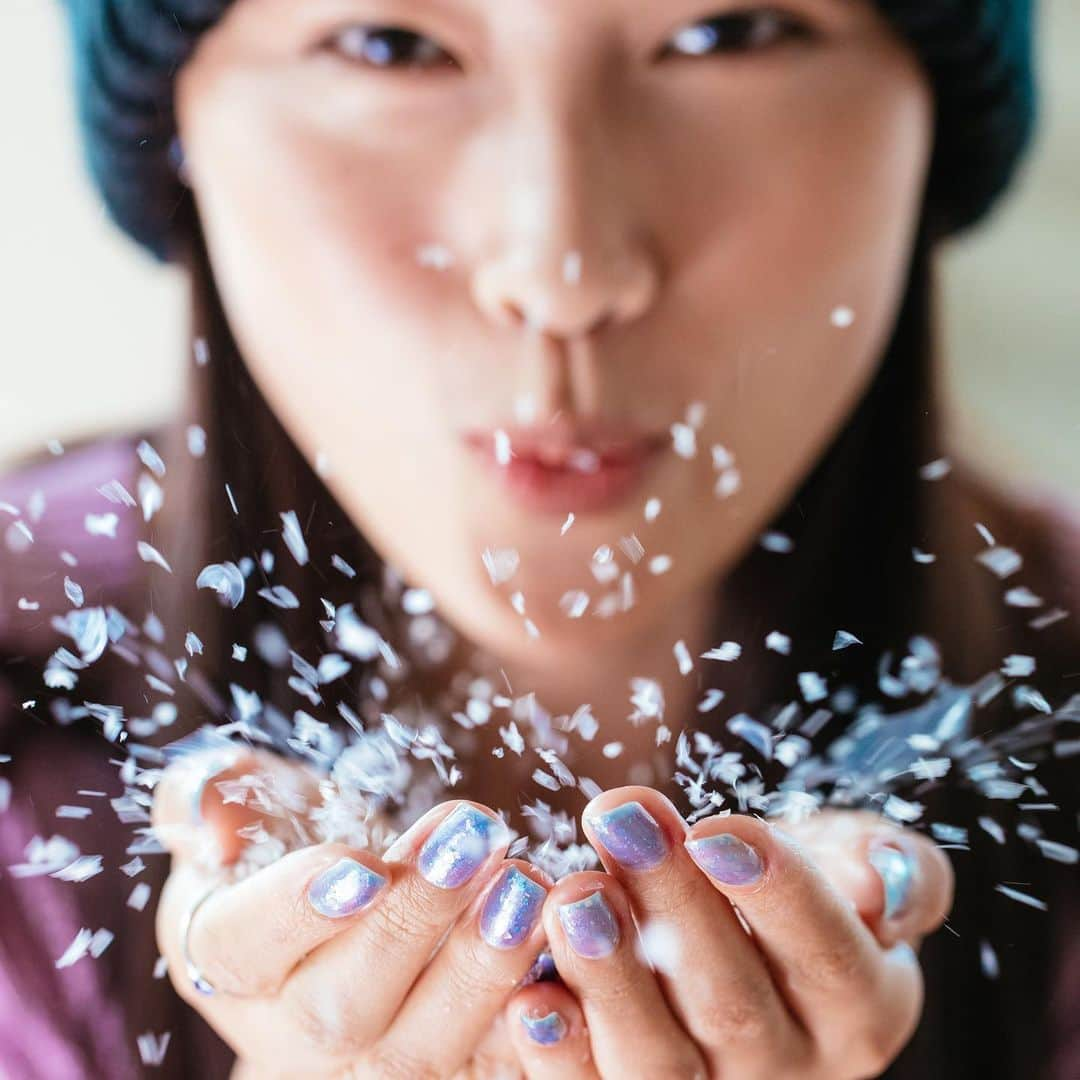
[152,750,550,1079]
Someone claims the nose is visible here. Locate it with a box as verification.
[470,110,660,342]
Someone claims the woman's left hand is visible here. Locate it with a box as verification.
[501,788,954,1080]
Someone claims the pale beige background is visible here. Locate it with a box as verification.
[1,0,1077,501]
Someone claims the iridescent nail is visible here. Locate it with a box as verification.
[586,801,668,871]
[308,857,387,918]
[869,843,916,920]
[418,804,508,890]
[481,867,547,949]
[520,1009,567,1046]
[685,833,763,885]
[557,891,619,959]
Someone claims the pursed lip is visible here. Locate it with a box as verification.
[462,420,667,470]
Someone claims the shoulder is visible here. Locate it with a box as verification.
[0,431,151,659]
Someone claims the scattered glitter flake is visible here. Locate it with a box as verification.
[55,928,94,969]
[674,640,694,676]
[976,545,1022,579]
[1005,586,1043,608]
[728,714,773,760]
[918,458,951,481]
[560,513,575,535]
[334,605,383,660]
[47,439,64,455]
[51,855,105,883]
[493,429,512,466]
[559,590,590,618]
[510,591,527,615]
[416,242,455,270]
[701,641,741,662]
[648,554,672,575]
[196,562,246,608]
[714,467,742,499]
[798,671,829,704]
[524,618,540,639]
[225,483,239,516]
[64,577,85,608]
[315,450,331,476]
[978,816,1007,844]
[670,422,697,459]
[636,919,681,976]
[482,546,520,585]
[532,769,560,793]
[186,424,206,457]
[1035,839,1078,864]
[127,882,152,911]
[120,857,146,878]
[589,545,619,584]
[153,957,169,980]
[193,336,210,366]
[500,721,525,756]
[710,444,734,470]
[883,795,924,824]
[280,510,309,566]
[138,474,164,522]
[258,585,299,610]
[55,805,92,820]
[980,940,999,979]
[562,250,583,284]
[974,522,996,546]
[184,632,204,657]
[602,742,624,759]
[832,630,863,651]
[696,688,725,713]
[930,823,968,845]
[89,929,114,959]
[0,780,12,812]
[994,884,1047,912]
[17,597,40,611]
[331,553,356,579]
[97,480,136,508]
[684,400,707,429]
[136,440,166,478]
[644,497,662,522]
[981,779,1028,800]
[84,512,119,538]
[629,677,664,722]
[765,630,792,655]
[830,305,855,327]
[618,534,645,564]
[401,588,435,616]
[1029,608,1069,630]
[912,547,937,564]
[759,530,794,554]
[1001,654,1036,678]
[137,542,173,574]
[137,1032,172,1068]
[568,704,599,740]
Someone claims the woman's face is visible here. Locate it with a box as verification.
[175,0,932,671]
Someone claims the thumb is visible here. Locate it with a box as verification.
[778,810,955,948]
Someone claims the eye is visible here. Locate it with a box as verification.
[661,8,815,58]
[324,24,457,71]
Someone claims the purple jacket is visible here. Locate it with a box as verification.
[1,432,1078,1079]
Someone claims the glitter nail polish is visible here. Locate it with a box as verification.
[869,843,916,920]
[557,891,620,959]
[685,833,763,885]
[586,801,668,871]
[520,1009,567,1045]
[418,804,508,889]
[308,857,387,918]
[481,866,547,949]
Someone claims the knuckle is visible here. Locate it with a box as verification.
[794,942,870,994]
[694,987,771,1046]
[360,1043,446,1080]
[293,998,372,1060]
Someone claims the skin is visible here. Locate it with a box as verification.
[158,0,951,1075]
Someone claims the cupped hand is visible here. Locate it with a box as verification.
[503,788,953,1080]
[152,750,550,1079]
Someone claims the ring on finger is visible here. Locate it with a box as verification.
[179,879,260,999]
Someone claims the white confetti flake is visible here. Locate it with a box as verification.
[670,422,696,459]
[64,577,84,608]
[980,940,999,979]
[994,884,1047,911]
[193,336,210,366]
[1001,654,1036,678]
[701,641,741,662]
[138,474,164,522]
[798,670,829,703]
[482,547,520,585]
[17,597,40,611]
[673,640,693,676]
[559,590,590,618]
[636,919,681,975]
[127,882,152,911]
[832,629,863,651]
[759,530,794,554]
[685,400,707,429]
[560,512,575,535]
[1035,838,1078,864]
[648,554,672,575]
[331,553,356,579]
[136,440,166,479]
[1004,586,1043,608]
[830,305,855,327]
[225,483,239,516]
[976,546,1022,579]
[47,439,64,455]
[51,854,104,882]
[562,250,582,284]
[56,928,94,969]
[696,688,725,713]
[765,630,792,655]
[97,480,136,508]
[416,242,455,270]
[912,547,937,564]
[186,424,206,457]
[137,541,173,574]
[84,513,119,538]
[714,467,742,499]
[185,631,204,657]
[280,510,309,566]
[918,457,951,481]
[644,496,662,522]
[532,769,560,792]
[710,443,734,470]
[402,588,435,615]
[137,1031,172,1067]
[618,534,645,564]
[602,742,624,759]
[1029,607,1068,630]
[196,562,245,608]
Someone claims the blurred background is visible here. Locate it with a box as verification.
[1,0,1077,501]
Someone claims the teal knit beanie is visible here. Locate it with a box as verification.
[60,0,1038,263]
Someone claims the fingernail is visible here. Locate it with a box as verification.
[481,867,547,949]
[685,833,763,886]
[520,1009,567,1046]
[418,804,508,889]
[869,843,917,920]
[557,891,620,959]
[184,753,239,825]
[308,857,387,918]
[585,801,668,871]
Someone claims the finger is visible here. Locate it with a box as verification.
[278,801,512,1063]
[371,861,550,1076]
[683,814,924,1066]
[156,841,391,1000]
[152,747,321,864]
[542,873,707,1079]
[581,788,806,1071]
[779,811,955,947]
[507,982,598,1080]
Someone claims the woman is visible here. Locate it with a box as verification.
[1,0,1077,1076]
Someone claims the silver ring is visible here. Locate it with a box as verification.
[179,879,258,999]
